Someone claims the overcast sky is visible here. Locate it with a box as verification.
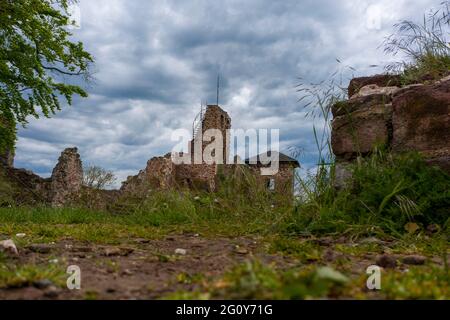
[14,0,438,186]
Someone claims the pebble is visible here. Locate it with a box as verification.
[234,246,249,255]
[33,279,54,290]
[402,255,426,266]
[44,286,60,299]
[0,239,18,255]
[15,233,26,238]
[29,244,52,254]
[135,238,150,244]
[376,255,398,269]
[121,269,133,276]
[175,248,187,255]
[104,247,134,257]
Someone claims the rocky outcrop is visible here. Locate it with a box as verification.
[392,78,450,172]
[50,148,83,207]
[331,103,392,160]
[348,74,402,98]
[332,74,450,187]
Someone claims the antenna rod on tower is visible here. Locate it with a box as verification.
[216,74,220,106]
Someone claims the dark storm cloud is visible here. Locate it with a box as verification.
[15,0,438,185]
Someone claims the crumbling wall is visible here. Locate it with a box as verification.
[50,148,83,207]
[0,147,84,206]
[175,163,217,191]
[121,153,175,194]
[247,163,296,195]
[332,74,450,187]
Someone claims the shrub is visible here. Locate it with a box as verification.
[83,165,117,190]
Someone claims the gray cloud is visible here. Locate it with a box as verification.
[15,0,438,186]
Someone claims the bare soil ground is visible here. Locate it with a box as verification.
[1,233,446,300]
[0,234,293,300]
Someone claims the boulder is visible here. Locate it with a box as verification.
[332,104,392,160]
[392,78,450,173]
[333,93,393,117]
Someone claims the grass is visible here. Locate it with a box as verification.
[165,259,449,300]
[0,149,448,245]
[0,263,66,289]
[383,1,450,83]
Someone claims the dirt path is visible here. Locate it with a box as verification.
[0,234,294,300]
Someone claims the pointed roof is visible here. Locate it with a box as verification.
[245,151,300,168]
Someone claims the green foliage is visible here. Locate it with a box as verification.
[0,0,93,150]
[0,113,16,156]
[384,1,450,83]
[380,266,449,299]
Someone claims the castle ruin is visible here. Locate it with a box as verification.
[0,103,299,208]
[121,104,300,196]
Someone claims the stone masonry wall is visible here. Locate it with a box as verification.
[121,153,175,194]
[50,148,83,207]
[1,147,84,206]
[332,74,450,187]
[182,105,232,191]
[249,163,296,195]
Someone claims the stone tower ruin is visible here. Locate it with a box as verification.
[190,104,231,164]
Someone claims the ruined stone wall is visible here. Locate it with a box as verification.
[175,163,217,191]
[0,147,84,207]
[332,74,450,186]
[50,148,83,207]
[121,153,176,195]
[248,163,296,195]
